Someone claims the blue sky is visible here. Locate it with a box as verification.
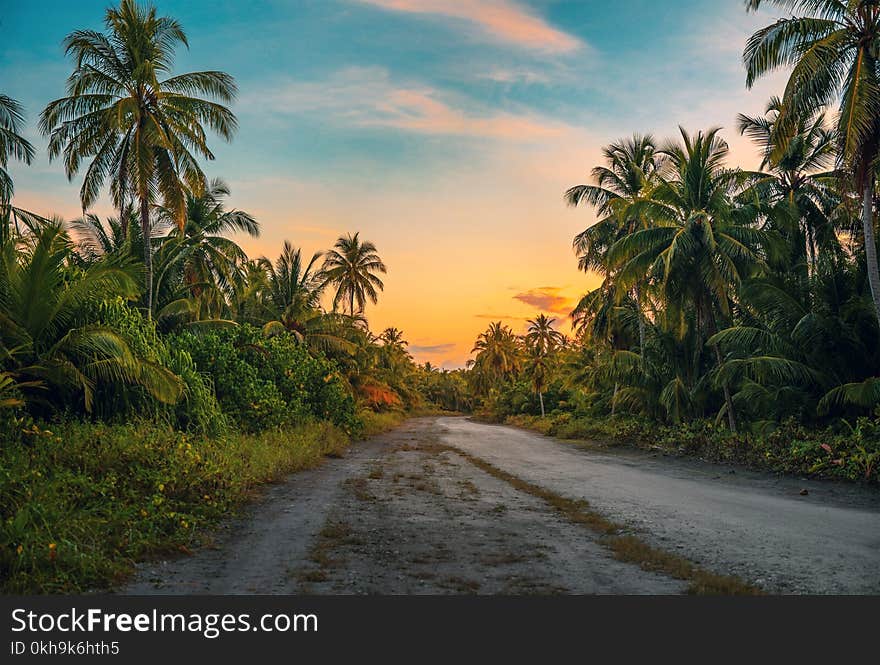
[3,1,786,367]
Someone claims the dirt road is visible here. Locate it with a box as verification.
[125,417,880,595]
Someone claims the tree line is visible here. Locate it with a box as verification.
[467,1,880,467]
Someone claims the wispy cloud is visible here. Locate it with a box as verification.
[410,342,457,354]
[513,286,573,316]
[249,66,568,140]
[354,0,582,53]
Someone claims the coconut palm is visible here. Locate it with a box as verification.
[737,96,840,278]
[608,128,773,431]
[470,321,522,393]
[39,0,237,317]
[321,232,386,316]
[153,178,258,319]
[0,94,35,206]
[566,135,660,356]
[744,0,880,324]
[525,314,564,355]
[0,222,181,412]
[524,314,564,416]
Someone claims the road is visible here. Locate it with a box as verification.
[125,417,880,594]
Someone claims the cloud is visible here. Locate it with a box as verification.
[513,286,574,316]
[410,342,457,354]
[354,0,582,53]
[249,66,567,141]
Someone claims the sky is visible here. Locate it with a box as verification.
[2,0,788,368]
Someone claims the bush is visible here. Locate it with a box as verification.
[171,325,359,434]
[0,418,349,593]
[502,412,880,484]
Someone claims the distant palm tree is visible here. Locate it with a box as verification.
[525,314,564,355]
[524,315,564,417]
[322,232,386,316]
[566,134,660,357]
[0,94,35,205]
[470,321,522,393]
[737,96,839,275]
[745,0,880,324]
[380,327,408,348]
[40,0,237,317]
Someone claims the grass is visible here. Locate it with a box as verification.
[410,441,761,596]
[1,419,349,594]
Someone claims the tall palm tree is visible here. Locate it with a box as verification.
[322,232,386,316]
[565,134,660,356]
[737,96,839,278]
[744,0,880,324]
[609,128,772,432]
[0,94,35,206]
[524,314,564,416]
[39,0,237,317]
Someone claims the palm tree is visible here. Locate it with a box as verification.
[0,94,35,206]
[524,314,564,416]
[322,232,386,316]
[258,242,356,354]
[0,221,181,412]
[380,327,408,348]
[39,0,237,317]
[470,321,522,393]
[744,0,880,324]
[609,128,772,432]
[566,135,660,357]
[153,178,258,319]
[525,314,564,355]
[737,96,839,278]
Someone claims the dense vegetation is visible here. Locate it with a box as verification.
[0,0,460,592]
[5,0,880,593]
[465,0,880,484]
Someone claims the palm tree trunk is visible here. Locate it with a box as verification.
[713,343,737,433]
[705,310,736,434]
[539,391,545,418]
[634,283,646,365]
[611,382,618,417]
[861,182,880,324]
[140,196,153,319]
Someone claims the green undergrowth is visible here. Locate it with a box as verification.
[1,419,349,594]
[500,413,880,484]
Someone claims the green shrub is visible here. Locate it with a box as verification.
[0,419,349,593]
[172,326,359,434]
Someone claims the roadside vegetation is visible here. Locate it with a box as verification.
[0,1,462,593]
[465,0,880,485]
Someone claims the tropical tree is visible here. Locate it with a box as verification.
[39,0,238,317]
[153,178,258,319]
[744,0,880,324]
[321,232,386,316]
[609,128,772,431]
[566,134,660,355]
[470,321,522,394]
[0,222,181,412]
[523,314,564,416]
[0,94,35,206]
[737,96,839,280]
